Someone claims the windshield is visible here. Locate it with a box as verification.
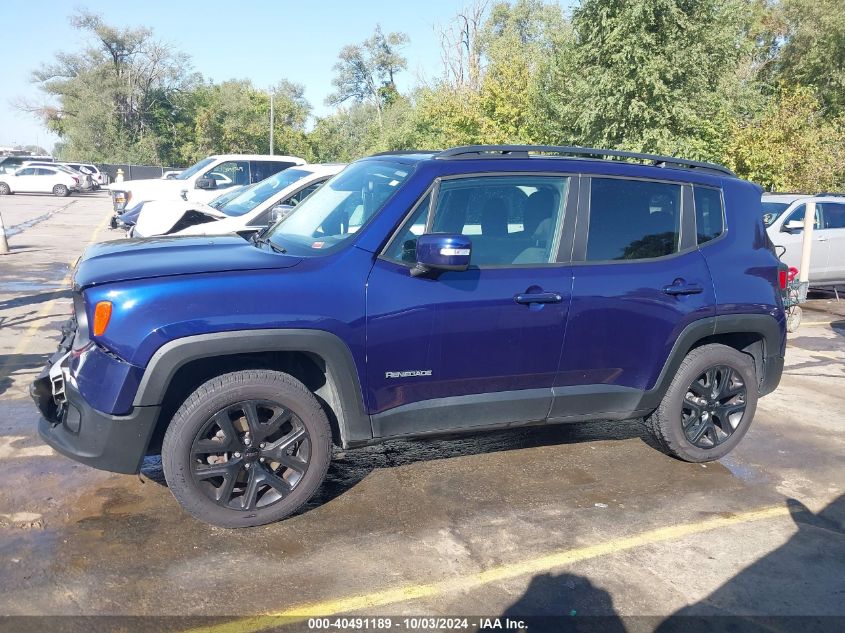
[265,160,411,255]
[175,157,216,181]
[762,201,792,226]
[208,185,248,209]
[221,169,312,217]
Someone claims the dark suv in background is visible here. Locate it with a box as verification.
[32,145,786,527]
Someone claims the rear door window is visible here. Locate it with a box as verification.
[821,203,845,229]
[586,178,682,261]
[250,160,296,183]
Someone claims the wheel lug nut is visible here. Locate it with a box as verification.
[234,452,241,458]
[260,457,265,462]
[244,463,251,469]
[260,442,266,449]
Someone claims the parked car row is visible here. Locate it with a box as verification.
[107,155,345,239]
[0,156,109,197]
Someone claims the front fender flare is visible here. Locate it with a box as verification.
[132,329,371,446]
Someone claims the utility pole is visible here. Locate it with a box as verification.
[269,92,275,155]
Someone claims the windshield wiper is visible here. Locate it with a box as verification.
[252,233,286,254]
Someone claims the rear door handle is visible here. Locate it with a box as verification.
[514,292,562,304]
[662,282,703,296]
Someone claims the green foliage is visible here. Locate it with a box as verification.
[181,80,310,163]
[22,1,845,193]
[555,0,753,159]
[776,0,845,117]
[726,87,845,191]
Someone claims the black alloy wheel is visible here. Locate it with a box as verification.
[190,399,311,511]
[681,365,747,449]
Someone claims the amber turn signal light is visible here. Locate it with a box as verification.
[92,301,112,336]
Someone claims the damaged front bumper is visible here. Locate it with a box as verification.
[31,319,160,475]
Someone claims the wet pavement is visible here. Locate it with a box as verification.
[0,194,843,630]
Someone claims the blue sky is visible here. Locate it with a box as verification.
[1,1,576,152]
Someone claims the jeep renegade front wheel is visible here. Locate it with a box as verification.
[644,344,758,462]
[162,370,331,528]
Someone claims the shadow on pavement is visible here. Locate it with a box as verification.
[494,495,845,633]
[0,289,71,311]
[0,352,46,397]
[656,494,845,632]
[492,572,626,633]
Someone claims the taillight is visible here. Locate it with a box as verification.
[778,270,788,290]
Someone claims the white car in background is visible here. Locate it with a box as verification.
[65,162,110,188]
[0,165,80,196]
[25,161,94,191]
[764,192,845,285]
[107,154,306,211]
[132,163,346,238]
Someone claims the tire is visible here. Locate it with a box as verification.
[644,343,758,462]
[162,369,331,528]
[0,182,10,195]
[53,184,70,197]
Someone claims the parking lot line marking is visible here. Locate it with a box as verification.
[0,210,111,383]
[182,504,793,633]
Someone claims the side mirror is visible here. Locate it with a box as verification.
[195,177,217,190]
[269,203,295,224]
[411,234,471,277]
[782,220,804,233]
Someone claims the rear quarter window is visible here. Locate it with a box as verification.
[693,186,724,244]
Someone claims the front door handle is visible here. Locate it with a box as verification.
[514,292,562,305]
[662,281,704,296]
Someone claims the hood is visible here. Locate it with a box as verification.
[107,178,184,199]
[174,214,248,237]
[134,199,225,237]
[73,234,302,289]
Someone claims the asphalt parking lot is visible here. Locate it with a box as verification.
[0,194,843,631]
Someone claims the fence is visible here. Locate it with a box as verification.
[95,163,182,182]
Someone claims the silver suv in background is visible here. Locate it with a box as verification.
[764,193,845,286]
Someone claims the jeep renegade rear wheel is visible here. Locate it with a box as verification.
[644,344,758,462]
[162,370,331,528]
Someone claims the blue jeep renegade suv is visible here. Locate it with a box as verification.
[32,145,786,527]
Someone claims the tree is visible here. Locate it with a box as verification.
[26,10,198,163]
[775,0,845,118]
[326,25,409,126]
[184,79,310,163]
[726,87,845,191]
[549,0,754,160]
[437,1,489,91]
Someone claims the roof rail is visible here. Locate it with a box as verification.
[370,150,434,157]
[434,145,736,177]
[815,192,845,197]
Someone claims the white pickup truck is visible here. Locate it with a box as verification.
[107,154,305,211]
